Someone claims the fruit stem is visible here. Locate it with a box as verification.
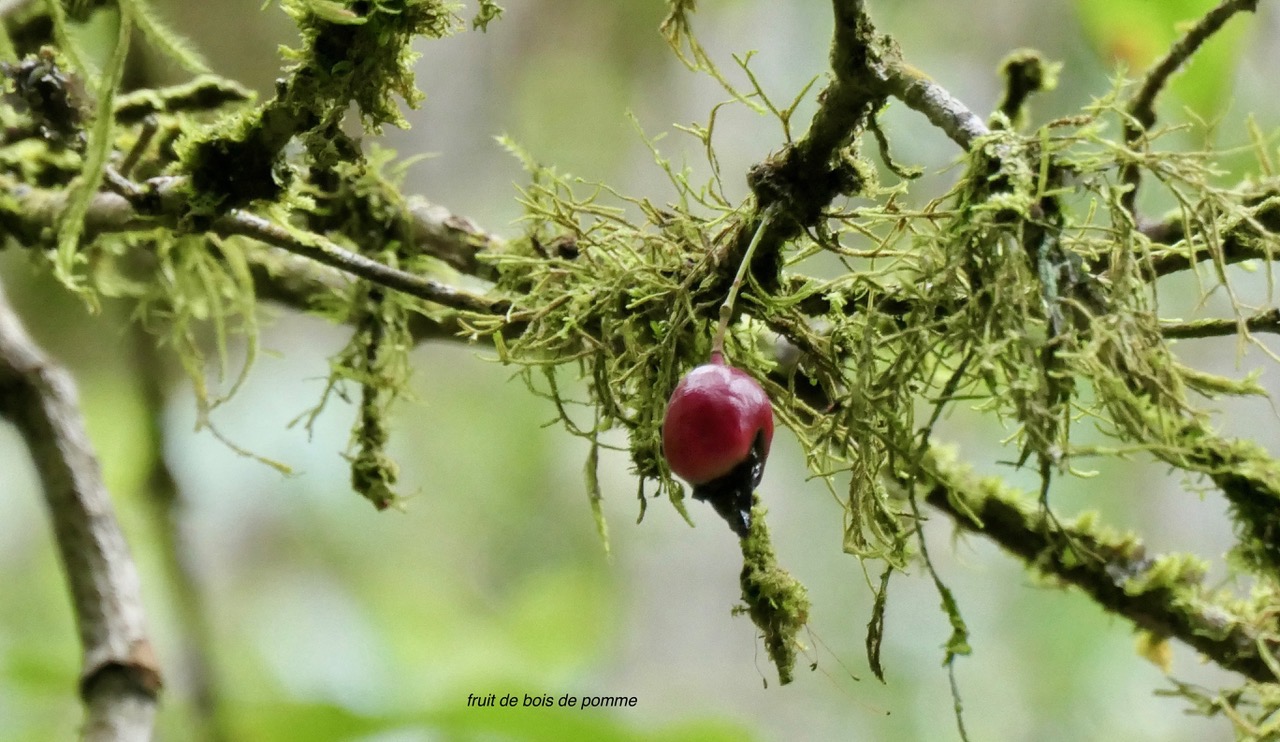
[712,204,778,358]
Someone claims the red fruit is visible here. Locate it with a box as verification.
[662,351,774,538]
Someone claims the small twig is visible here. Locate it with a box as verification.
[0,279,161,739]
[712,204,778,355]
[1162,310,1280,339]
[1121,0,1261,214]
[995,52,1055,126]
[215,209,506,314]
[117,116,158,178]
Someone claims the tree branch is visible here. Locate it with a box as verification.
[1141,188,1280,276]
[1127,0,1259,133]
[0,279,161,739]
[245,253,495,343]
[728,0,890,293]
[919,450,1280,683]
[404,197,503,283]
[1162,309,1280,339]
[0,173,510,315]
[1121,0,1261,214]
[216,208,504,314]
[130,326,228,741]
[880,60,989,151]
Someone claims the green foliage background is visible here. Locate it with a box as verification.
[1,0,1278,740]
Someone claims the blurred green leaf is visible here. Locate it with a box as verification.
[1074,0,1247,118]
[227,697,755,742]
[231,701,390,740]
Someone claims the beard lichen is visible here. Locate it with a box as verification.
[473,62,1280,694]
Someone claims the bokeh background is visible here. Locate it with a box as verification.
[3,1,1280,740]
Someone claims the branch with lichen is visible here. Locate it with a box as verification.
[918,447,1280,683]
[1162,310,1280,339]
[0,171,506,314]
[1121,0,1261,214]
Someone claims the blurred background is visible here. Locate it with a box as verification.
[2,0,1280,740]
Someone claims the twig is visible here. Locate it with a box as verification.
[0,279,161,739]
[0,173,510,315]
[245,256,524,344]
[1162,309,1280,339]
[215,209,506,314]
[1142,209,1280,277]
[1121,0,1261,214]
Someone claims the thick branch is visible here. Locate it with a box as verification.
[0,280,161,739]
[920,451,1280,683]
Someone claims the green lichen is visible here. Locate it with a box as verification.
[298,145,424,509]
[181,0,458,212]
[737,499,810,685]
[280,0,456,131]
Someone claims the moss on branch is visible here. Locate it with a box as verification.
[921,448,1280,683]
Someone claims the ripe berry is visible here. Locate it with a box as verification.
[662,351,774,538]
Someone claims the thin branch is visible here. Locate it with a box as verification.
[880,61,989,151]
[1121,0,1261,214]
[1162,309,1280,339]
[1128,0,1260,133]
[1141,195,1280,277]
[0,173,510,315]
[246,255,495,344]
[0,279,161,739]
[215,209,505,314]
